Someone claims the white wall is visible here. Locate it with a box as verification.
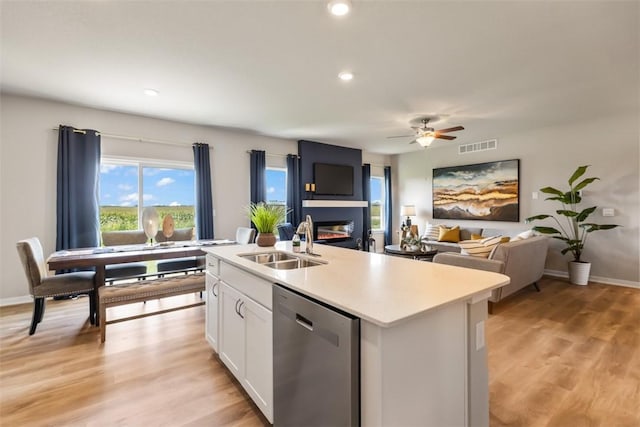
[393,112,640,286]
[0,95,298,303]
[0,94,391,303]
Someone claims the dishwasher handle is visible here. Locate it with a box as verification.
[295,313,313,331]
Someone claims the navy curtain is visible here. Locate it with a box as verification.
[362,163,371,251]
[56,126,101,251]
[286,154,302,226]
[250,150,266,204]
[384,166,392,246]
[193,143,215,239]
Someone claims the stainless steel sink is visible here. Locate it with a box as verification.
[239,251,298,264]
[238,251,325,270]
[263,258,325,270]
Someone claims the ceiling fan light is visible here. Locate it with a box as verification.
[328,0,351,16]
[416,135,435,147]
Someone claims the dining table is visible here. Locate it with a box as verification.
[47,240,234,324]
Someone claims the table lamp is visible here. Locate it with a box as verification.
[400,205,416,227]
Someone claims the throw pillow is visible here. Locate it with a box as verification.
[471,233,483,240]
[438,225,460,243]
[459,235,502,258]
[423,223,440,241]
[500,236,511,243]
[512,229,534,241]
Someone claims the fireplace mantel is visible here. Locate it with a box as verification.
[302,200,368,208]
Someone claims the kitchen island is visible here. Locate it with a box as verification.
[203,241,509,426]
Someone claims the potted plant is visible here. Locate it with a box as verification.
[526,165,619,285]
[247,202,288,247]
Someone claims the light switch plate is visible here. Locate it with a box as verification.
[532,191,538,200]
[602,208,615,217]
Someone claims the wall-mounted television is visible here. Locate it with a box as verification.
[313,163,354,196]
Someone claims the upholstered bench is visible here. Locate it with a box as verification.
[98,272,205,342]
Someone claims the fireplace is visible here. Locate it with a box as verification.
[314,220,354,243]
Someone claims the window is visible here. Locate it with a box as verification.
[266,166,287,224]
[99,159,195,232]
[370,176,385,231]
[265,167,287,206]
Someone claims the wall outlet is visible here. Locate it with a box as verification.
[602,208,615,217]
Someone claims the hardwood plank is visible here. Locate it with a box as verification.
[0,295,269,427]
[2,276,639,426]
[488,277,640,427]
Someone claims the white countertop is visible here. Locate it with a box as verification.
[204,242,510,327]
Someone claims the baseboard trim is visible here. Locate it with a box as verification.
[544,269,640,289]
[0,295,32,307]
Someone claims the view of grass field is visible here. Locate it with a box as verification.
[371,202,381,229]
[101,204,381,233]
[100,206,195,232]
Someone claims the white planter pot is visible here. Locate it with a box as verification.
[568,261,591,285]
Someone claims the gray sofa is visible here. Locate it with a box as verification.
[433,236,548,312]
[421,226,510,253]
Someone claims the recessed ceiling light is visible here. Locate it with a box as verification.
[143,88,159,97]
[338,71,354,81]
[328,0,351,16]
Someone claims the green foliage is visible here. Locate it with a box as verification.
[100,205,195,232]
[371,202,381,229]
[246,202,289,233]
[525,165,619,262]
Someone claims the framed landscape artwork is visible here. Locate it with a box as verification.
[432,159,520,222]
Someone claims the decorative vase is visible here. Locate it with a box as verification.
[568,261,591,285]
[256,232,276,247]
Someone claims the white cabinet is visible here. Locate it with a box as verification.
[205,271,219,351]
[217,263,273,423]
[205,255,220,352]
[241,294,272,419]
[219,282,245,377]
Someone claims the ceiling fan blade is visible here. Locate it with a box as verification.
[387,134,414,139]
[436,126,464,134]
[435,134,456,140]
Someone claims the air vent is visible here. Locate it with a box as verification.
[458,139,498,155]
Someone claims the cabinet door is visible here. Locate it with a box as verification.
[241,297,273,423]
[219,282,245,379]
[205,271,219,352]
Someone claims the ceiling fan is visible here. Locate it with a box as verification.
[387,118,464,147]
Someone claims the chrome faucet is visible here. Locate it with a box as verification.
[296,215,317,255]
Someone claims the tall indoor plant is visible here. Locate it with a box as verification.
[526,165,619,285]
[247,202,288,247]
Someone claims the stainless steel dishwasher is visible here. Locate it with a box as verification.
[273,284,360,426]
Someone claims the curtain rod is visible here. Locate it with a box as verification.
[246,150,299,159]
[52,127,193,147]
[244,151,387,166]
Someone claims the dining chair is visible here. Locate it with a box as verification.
[102,230,148,283]
[277,223,295,241]
[236,227,256,244]
[16,237,96,335]
[156,227,201,275]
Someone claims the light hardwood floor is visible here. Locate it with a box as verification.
[1,277,638,426]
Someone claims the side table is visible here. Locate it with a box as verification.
[384,244,438,261]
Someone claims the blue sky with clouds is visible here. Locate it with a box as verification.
[101,165,381,207]
[100,164,195,206]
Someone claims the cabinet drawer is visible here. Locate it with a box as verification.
[220,262,272,310]
[206,254,220,277]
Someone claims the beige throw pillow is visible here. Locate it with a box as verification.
[459,235,502,258]
[512,230,535,241]
[423,223,440,241]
